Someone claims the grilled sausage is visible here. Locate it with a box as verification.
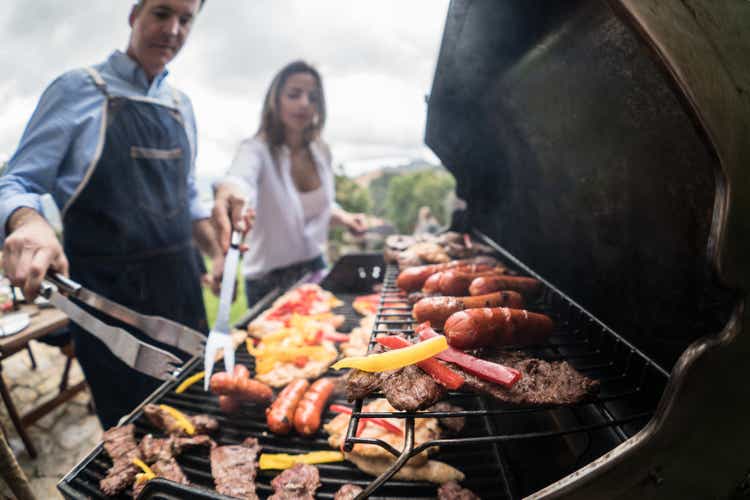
[293,378,336,436]
[469,275,542,297]
[412,291,524,329]
[424,269,508,296]
[218,395,241,414]
[444,307,554,349]
[210,367,273,404]
[396,257,501,292]
[266,379,310,435]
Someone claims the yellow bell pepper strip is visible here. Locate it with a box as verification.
[174,371,205,394]
[132,457,156,481]
[258,451,345,470]
[158,404,195,435]
[331,335,448,372]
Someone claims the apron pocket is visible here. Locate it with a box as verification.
[130,146,187,218]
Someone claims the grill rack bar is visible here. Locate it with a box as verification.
[343,244,670,498]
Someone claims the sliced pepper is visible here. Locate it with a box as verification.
[332,335,448,372]
[330,404,403,436]
[132,457,156,481]
[375,335,464,390]
[174,371,205,394]
[259,451,345,470]
[417,323,521,388]
[158,404,196,435]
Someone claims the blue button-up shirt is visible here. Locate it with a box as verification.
[0,50,208,243]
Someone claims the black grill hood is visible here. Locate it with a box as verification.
[425,0,750,368]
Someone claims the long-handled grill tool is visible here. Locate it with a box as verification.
[203,230,241,390]
[40,273,205,381]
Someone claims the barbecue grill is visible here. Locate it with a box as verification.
[59,0,750,498]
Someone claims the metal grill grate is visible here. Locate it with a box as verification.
[342,246,670,497]
[59,254,511,499]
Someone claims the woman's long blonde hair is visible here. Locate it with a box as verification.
[256,60,327,158]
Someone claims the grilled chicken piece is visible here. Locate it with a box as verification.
[346,454,464,484]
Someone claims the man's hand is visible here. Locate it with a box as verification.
[3,207,68,301]
[345,212,368,235]
[212,183,254,253]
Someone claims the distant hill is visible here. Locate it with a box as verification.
[354,159,438,187]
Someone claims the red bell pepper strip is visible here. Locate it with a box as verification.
[375,336,465,390]
[322,332,350,343]
[416,323,521,388]
[329,404,403,436]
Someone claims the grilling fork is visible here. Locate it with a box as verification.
[40,274,200,381]
[203,230,241,390]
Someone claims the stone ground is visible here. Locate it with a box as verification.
[0,340,101,500]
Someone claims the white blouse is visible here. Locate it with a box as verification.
[222,137,335,280]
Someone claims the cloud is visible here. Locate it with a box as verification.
[1,1,450,179]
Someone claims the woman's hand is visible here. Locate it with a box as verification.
[345,213,368,235]
[212,183,254,253]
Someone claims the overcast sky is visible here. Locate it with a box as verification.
[0,1,449,178]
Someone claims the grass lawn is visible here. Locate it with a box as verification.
[202,256,248,327]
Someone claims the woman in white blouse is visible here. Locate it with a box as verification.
[213,60,366,306]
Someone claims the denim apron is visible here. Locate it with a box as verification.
[62,68,207,428]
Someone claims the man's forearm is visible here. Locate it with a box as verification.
[192,218,222,259]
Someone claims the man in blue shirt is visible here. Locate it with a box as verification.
[0,0,222,427]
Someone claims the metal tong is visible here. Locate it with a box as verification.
[40,273,205,381]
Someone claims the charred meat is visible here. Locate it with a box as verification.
[210,437,261,500]
[139,434,214,463]
[132,457,190,498]
[334,483,364,499]
[268,463,321,500]
[99,424,141,496]
[438,480,481,499]
[379,365,446,411]
[143,404,219,435]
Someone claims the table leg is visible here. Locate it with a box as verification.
[0,429,34,500]
[0,366,36,458]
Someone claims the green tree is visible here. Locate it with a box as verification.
[329,170,373,247]
[384,169,456,233]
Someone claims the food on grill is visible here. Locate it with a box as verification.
[353,293,379,315]
[396,258,501,292]
[210,437,261,500]
[375,335,465,390]
[259,451,345,470]
[139,433,214,463]
[294,377,336,436]
[469,275,541,297]
[345,364,447,411]
[332,335,448,373]
[219,394,242,413]
[438,480,480,499]
[418,325,521,387]
[334,483,364,500]
[133,458,189,497]
[174,370,206,394]
[427,402,466,434]
[143,403,219,436]
[397,241,452,266]
[248,315,340,387]
[267,378,310,434]
[443,307,554,349]
[346,454,464,484]
[412,291,524,328]
[341,314,375,357]
[210,364,274,405]
[99,424,141,495]
[385,232,496,267]
[248,284,344,338]
[422,269,508,296]
[457,351,600,405]
[325,399,441,466]
[408,291,439,304]
[268,463,321,499]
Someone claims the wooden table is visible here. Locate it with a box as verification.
[0,304,87,458]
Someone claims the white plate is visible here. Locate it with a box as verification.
[0,312,30,337]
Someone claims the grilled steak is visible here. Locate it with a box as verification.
[438,480,481,499]
[139,434,214,463]
[132,457,190,498]
[143,404,219,435]
[210,437,261,500]
[268,463,321,499]
[380,365,446,411]
[99,424,141,495]
[334,483,364,499]
[457,351,599,405]
[345,369,381,400]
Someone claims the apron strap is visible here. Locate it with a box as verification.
[83,67,109,97]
